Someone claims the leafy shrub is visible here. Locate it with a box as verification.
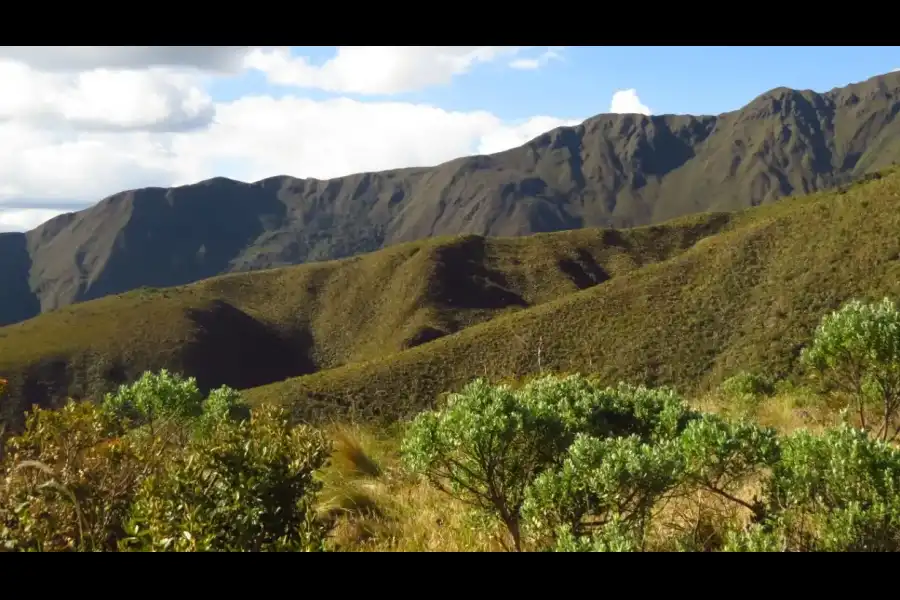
[524,413,779,551]
[801,298,900,440]
[720,372,774,398]
[0,370,328,552]
[732,425,900,551]
[551,516,642,552]
[101,370,248,436]
[401,375,698,551]
[677,415,779,519]
[122,403,330,552]
[0,401,147,551]
[523,434,683,549]
[401,378,561,551]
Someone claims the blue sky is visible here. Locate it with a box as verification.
[212,46,900,121]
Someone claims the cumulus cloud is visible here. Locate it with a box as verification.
[0,46,580,231]
[508,47,564,71]
[245,46,532,94]
[609,89,652,115]
[0,60,215,132]
[0,47,252,73]
[0,96,581,207]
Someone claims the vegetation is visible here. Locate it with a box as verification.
[801,298,900,441]
[6,165,900,551]
[247,168,900,423]
[0,373,330,552]
[3,296,900,551]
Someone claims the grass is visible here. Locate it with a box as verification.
[316,422,508,551]
[0,209,728,431]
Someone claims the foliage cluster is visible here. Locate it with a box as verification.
[0,371,329,552]
[402,372,900,552]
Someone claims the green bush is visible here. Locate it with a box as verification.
[0,401,147,551]
[101,370,249,439]
[401,374,698,551]
[0,370,329,552]
[720,372,775,398]
[523,434,683,549]
[732,425,900,551]
[122,404,330,552]
[801,298,900,441]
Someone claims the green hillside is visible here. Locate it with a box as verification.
[0,216,723,430]
[244,169,900,422]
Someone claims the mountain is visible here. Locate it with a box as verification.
[1,71,900,331]
[1,167,899,433]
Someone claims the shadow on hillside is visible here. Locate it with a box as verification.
[428,236,528,310]
[182,300,317,392]
[401,325,449,350]
[0,358,72,434]
[558,248,611,290]
[0,233,42,326]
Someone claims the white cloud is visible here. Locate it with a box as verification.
[245,46,530,94]
[892,68,900,72]
[0,47,252,73]
[609,89,652,115]
[0,96,581,208]
[478,116,582,154]
[0,59,215,132]
[0,208,72,232]
[0,46,580,231]
[509,47,564,71]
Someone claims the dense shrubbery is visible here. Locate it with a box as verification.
[0,372,330,552]
[802,298,900,441]
[403,374,900,552]
[4,298,900,551]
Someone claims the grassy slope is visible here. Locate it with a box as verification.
[244,169,900,422]
[0,219,723,429]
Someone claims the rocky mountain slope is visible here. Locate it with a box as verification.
[2,71,899,327]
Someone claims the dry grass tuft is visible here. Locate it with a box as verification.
[317,423,506,552]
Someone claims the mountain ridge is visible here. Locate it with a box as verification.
[2,70,899,328]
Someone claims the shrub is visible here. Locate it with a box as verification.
[742,425,900,551]
[677,415,779,520]
[122,403,331,552]
[523,414,779,551]
[720,372,774,398]
[0,401,148,551]
[0,370,326,552]
[401,378,560,551]
[401,375,698,551]
[801,298,900,441]
[523,434,683,549]
[101,370,249,441]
